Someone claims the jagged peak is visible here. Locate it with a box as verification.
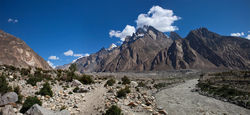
[187,27,220,40]
[170,32,182,40]
[108,43,117,50]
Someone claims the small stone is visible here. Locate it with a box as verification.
[128,102,138,107]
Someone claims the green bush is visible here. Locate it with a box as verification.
[78,74,94,84]
[105,79,116,86]
[121,76,130,85]
[105,105,122,115]
[20,96,42,113]
[73,86,80,93]
[69,63,77,72]
[66,71,77,82]
[117,86,130,98]
[37,82,53,97]
[27,75,43,86]
[0,74,12,94]
[137,82,146,87]
[14,86,23,104]
[20,68,30,76]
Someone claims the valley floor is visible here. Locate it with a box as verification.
[155,79,250,115]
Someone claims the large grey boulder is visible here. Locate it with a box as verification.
[1,105,15,115]
[25,104,70,115]
[0,92,18,106]
[72,79,83,87]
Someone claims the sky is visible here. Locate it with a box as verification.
[0,0,250,68]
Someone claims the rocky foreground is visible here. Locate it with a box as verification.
[0,65,187,115]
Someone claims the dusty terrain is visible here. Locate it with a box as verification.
[155,79,250,115]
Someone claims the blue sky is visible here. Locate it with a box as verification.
[1,0,250,67]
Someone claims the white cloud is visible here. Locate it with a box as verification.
[8,18,18,23]
[64,50,74,56]
[109,25,136,41]
[48,56,59,60]
[64,49,89,58]
[14,19,18,23]
[47,61,55,68]
[109,6,181,42]
[136,5,181,32]
[246,35,250,40]
[8,18,13,22]
[230,32,244,37]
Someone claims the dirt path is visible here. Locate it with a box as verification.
[155,79,250,115]
[78,82,107,115]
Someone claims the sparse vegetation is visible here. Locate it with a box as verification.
[117,86,130,98]
[27,75,43,86]
[0,74,12,94]
[37,82,53,97]
[14,86,23,104]
[197,70,250,109]
[20,96,42,113]
[78,74,94,84]
[20,68,30,76]
[105,105,122,115]
[121,76,130,85]
[137,81,146,87]
[105,78,116,86]
[73,86,80,93]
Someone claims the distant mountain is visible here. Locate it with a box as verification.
[71,26,250,72]
[0,30,51,69]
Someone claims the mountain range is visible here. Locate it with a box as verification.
[1,26,250,72]
[71,26,250,72]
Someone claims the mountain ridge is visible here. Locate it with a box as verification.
[61,27,250,72]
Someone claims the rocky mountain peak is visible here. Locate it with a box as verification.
[187,27,221,40]
[170,32,182,40]
[108,43,117,50]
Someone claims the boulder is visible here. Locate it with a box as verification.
[25,104,70,115]
[76,88,89,93]
[1,105,15,115]
[131,81,138,87]
[72,79,83,87]
[0,92,18,106]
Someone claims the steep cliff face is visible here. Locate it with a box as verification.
[73,27,250,73]
[0,30,51,69]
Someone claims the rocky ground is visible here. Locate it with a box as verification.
[1,65,186,115]
[1,65,250,115]
[155,79,250,115]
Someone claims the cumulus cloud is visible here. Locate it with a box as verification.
[230,32,245,37]
[109,6,180,42]
[64,50,74,56]
[47,61,55,68]
[48,56,59,60]
[109,25,136,41]
[8,18,18,23]
[136,6,181,32]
